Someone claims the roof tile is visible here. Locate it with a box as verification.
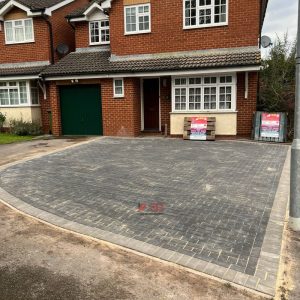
[0,0,71,10]
[41,47,261,77]
[0,65,48,76]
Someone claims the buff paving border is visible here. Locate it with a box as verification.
[0,140,290,298]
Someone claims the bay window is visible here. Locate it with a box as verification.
[125,4,151,34]
[184,0,228,29]
[172,74,236,112]
[0,81,39,107]
[4,18,34,44]
[89,19,110,45]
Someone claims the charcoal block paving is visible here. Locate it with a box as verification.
[0,138,287,278]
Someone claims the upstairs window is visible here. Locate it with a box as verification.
[125,4,151,34]
[4,18,34,44]
[184,0,227,29]
[89,20,110,45]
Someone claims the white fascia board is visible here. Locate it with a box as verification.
[68,16,87,22]
[0,75,39,81]
[45,0,75,16]
[28,11,43,16]
[84,3,103,16]
[0,0,73,18]
[69,2,105,22]
[44,66,261,81]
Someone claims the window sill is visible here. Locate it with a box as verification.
[0,105,40,108]
[89,42,110,46]
[183,22,228,30]
[124,30,151,36]
[5,40,35,45]
[170,110,237,114]
[113,96,124,99]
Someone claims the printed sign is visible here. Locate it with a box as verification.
[190,117,208,140]
[261,113,281,138]
[137,202,165,214]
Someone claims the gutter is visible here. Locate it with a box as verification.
[40,65,262,81]
[67,18,75,30]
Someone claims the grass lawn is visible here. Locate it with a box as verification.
[0,133,33,145]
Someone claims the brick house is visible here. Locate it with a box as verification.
[39,0,268,137]
[0,0,89,128]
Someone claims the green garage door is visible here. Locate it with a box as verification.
[60,85,102,135]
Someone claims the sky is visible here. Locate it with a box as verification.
[262,0,298,53]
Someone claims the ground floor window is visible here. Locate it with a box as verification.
[113,78,124,98]
[0,80,39,107]
[172,74,236,112]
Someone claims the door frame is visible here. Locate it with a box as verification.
[140,77,161,131]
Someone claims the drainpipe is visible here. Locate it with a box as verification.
[42,13,55,65]
[67,18,75,30]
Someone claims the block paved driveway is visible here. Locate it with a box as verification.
[0,138,287,276]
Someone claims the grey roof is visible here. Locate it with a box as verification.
[41,47,261,78]
[0,64,48,77]
[0,0,70,11]
[66,0,102,19]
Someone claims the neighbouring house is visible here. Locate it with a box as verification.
[0,0,89,129]
[35,0,268,137]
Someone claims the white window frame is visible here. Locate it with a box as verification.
[0,81,39,107]
[172,74,236,113]
[183,0,228,30]
[124,3,151,35]
[89,19,110,45]
[113,78,124,98]
[4,18,35,44]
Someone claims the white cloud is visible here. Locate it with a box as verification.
[262,0,298,43]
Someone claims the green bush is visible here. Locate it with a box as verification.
[9,119,42,136]
[0,112,6,128]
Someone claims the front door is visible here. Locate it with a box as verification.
[143,78,160,131]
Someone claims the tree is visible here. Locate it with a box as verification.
[258,34,296,137]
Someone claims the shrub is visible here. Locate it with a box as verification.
[0,112,6,128]
[9,119,42,136]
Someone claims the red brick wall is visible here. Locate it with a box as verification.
[47,82,62,136]
[44,73,258,138]
[45,78,141,137]
[0,1,89,64]
[102,78,141,136]
[237,72,258,136]
[160,77,172,134]
[0,8,50,63]
[51,0,89,62]
[75,22,90,49]
[108,0,261,56]
[40,87,52,134]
